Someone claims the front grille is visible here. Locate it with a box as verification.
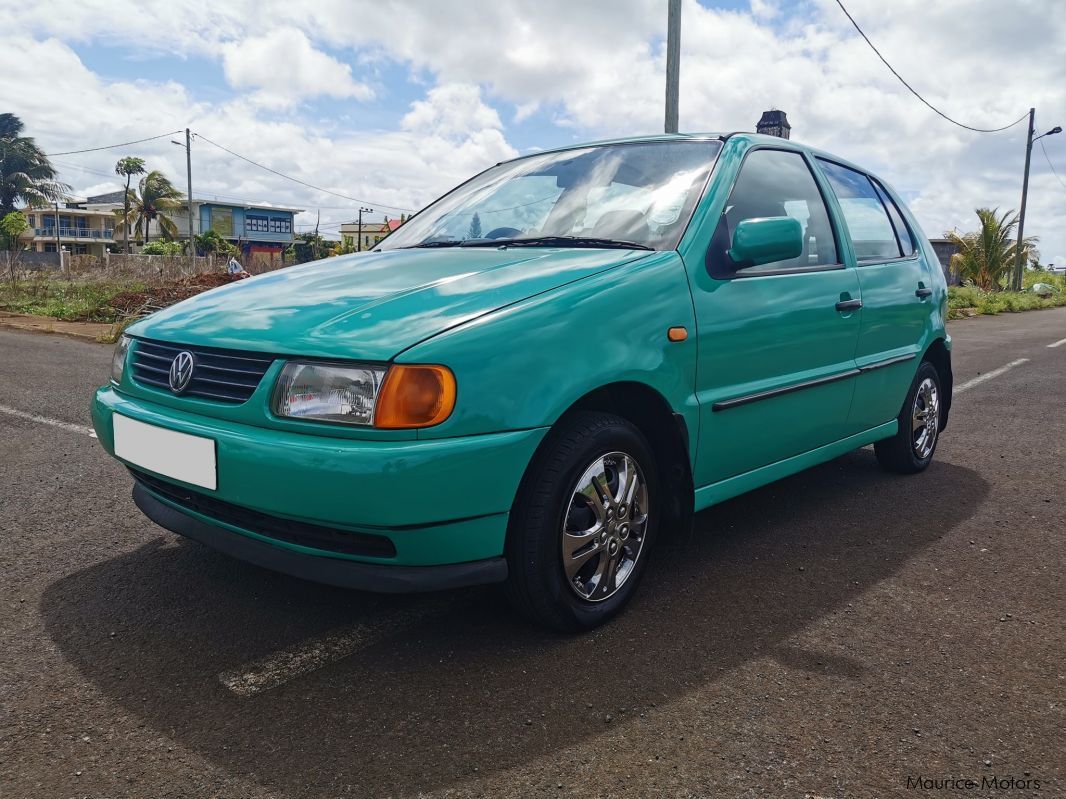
[130,339,274,404]
[131,469,397,558]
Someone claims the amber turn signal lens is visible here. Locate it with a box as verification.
[375,365,456,429]
[667,326,688,342]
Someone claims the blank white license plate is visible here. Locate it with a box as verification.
[113,414,217,490]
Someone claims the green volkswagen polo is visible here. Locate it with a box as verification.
[93,133,952,631]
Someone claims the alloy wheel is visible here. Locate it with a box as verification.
[561,451,649,602]
[911,377,940,460]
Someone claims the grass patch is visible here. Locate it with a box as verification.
[0,279,149,323]
[947,280,1066,320]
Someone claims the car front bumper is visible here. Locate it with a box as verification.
[132,483,508,592]
[92,386,547,587]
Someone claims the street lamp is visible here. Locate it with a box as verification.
[1013,112,1061,290]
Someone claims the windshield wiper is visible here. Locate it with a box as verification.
[464,236,654,251]
[404,239,465,248]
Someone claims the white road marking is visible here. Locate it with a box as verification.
[954,358,1030,395]
[0,403,97,438]
[218,604,438,697]
[1047,337,1066,348]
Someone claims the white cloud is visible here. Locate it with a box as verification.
[749,0,779,21]
[1,36,515,237]
[221,28,371,108]
[402,83,504,138]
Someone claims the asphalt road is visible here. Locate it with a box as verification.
[1,311,1064,799]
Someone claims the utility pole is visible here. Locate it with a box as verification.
[312,210,320,261]
[172,130,195,269]
[664,0,681,134]
[357,206,373,252]
[54,201,62,273]
[184,128,194,267]
[1012,108,1035,291]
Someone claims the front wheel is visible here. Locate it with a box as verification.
[504,412,659,632]
[874,361,942,474]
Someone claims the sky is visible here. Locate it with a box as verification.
[2,0,1064,263]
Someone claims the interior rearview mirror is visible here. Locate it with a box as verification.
[727,216,803,268]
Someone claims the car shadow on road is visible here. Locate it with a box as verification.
[41,450,987,796]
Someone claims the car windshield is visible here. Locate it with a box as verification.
[379,140,722,252]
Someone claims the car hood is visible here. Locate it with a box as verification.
[127,247,651,360]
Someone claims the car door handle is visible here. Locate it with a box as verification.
[915,287,933,298]
[835,298,863,312]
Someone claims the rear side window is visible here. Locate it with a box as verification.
[871,178,915,257]
[817,159,902,261]
[708,148,838,277]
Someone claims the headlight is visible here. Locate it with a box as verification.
[110,335,131,384]
[272,361,456,429]
[273,362,386,425]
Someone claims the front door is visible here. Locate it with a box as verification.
[688,147,863,489]
[815,160,933,430]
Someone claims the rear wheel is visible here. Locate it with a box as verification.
[874,361,942,474]
[504,412,659,632]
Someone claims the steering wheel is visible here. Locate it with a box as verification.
[485,227,521,240]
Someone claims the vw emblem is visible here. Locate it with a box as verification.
[169,351,196,394]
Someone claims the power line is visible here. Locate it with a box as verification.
[45,130,185,157]
[832,0,1028,133]
[45,128,416,214]
[52,158,396,214]
[194,132,413,213]
[1039,139,1066,191]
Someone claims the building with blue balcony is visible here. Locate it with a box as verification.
[21,205,115,257]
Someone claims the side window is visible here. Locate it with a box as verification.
[817,160,902,261]
[708,149,838,277]
[871,178,915,257]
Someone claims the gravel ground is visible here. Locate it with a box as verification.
[1,310,1063,799]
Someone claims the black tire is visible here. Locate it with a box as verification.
[874,360,942,474]
[504,412,660,632]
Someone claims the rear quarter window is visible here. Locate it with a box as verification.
[817,159,903,262]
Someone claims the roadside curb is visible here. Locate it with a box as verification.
[0,312,114,343]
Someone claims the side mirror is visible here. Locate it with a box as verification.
[727,216,803,268]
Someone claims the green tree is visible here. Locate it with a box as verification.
[116,170,184,246]
[194,228,237,257]
[467,212,482,239]
[1,210,29,248]
[287,232,325,264]
[0,113,70,215]
[114,156,146,253]
[328,234,357,256]
[944,208,1038,291]
[1,210,29,280]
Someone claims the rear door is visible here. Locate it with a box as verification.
[815,159,932,431]
[689,147,863,488]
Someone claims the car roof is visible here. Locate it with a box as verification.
[499,132,876,183]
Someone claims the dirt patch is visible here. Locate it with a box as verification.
[106,272,239,319]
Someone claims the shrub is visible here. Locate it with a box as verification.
[141,240,185,256]
[947,285,982,309]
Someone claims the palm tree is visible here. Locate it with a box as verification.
[0,113,70,215]
[116,170,184,247]
[944,208,1039,291]
[114,156,146,253]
